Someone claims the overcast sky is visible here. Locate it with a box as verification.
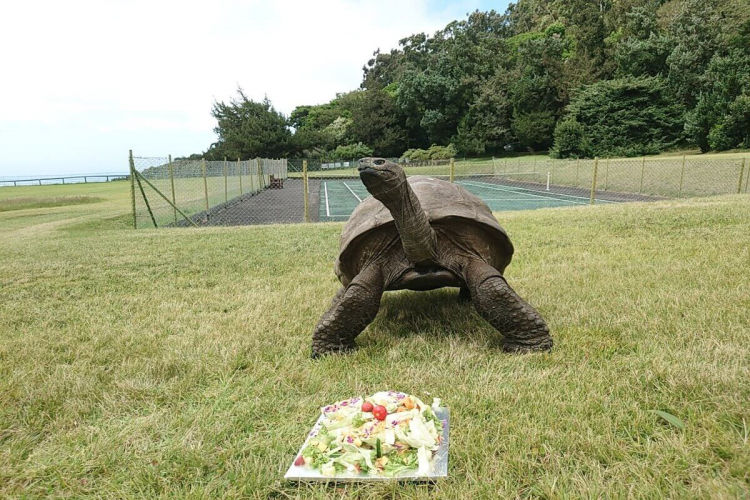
[0,0,507,176]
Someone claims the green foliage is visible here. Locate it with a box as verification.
[400,144,457,161]
[708,95,750,150]
[550,118,590,159]
[209,88,291,159]
[614,8,673,77]
[332,142,373,160]
[651,410,686,430]
[556,76,684,157]
[338,90,406,157]
[511,111,555,151]
[684,51,750,152]
[198,1,749,158]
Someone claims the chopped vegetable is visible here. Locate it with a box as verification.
[373,405,388,421]
[295,391,443,477]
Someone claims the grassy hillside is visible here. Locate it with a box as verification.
[0,181,748,498]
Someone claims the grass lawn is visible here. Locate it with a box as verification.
[0,181,748,498]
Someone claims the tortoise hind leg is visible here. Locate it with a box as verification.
[311,265,384,358]
[463,260,552,353]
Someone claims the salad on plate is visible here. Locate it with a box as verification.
[292,391,444,477]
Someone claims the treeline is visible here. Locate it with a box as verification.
[198,0,750,161]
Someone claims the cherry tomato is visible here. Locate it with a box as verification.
[294,455,305,466]
[373,405,388,421]
[361,401,374,413]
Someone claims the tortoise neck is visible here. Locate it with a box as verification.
[379,180,437,266]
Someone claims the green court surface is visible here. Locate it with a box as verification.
[318,177,616,222]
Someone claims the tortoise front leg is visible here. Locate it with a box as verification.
[311,265,384,359]
[462,260,552,353]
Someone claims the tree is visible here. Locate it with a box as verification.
[684,51,750,151]
[333,143,374,160]
[556,76,684,157]
[550,118,591,158]
[613,7,673,77]
[452,72,513,154]
[210,88,291,159]
[512,111,555,151]
[338,89,406,157]
[194,1,749,158]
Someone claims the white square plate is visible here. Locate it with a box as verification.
[284,407,450,482]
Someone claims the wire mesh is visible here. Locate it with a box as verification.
[132,154,748,228]
[132,156,288,228]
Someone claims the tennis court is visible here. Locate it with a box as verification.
[318,175,618,222]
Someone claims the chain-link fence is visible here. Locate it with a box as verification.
[130,152,748,228]
[130,153,288,228]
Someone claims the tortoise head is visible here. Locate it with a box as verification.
[358,157,406,203]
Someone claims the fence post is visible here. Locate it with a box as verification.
[238,158,243,196]
[739,158,746,194]
[492,156,496,175]
[639,156,646,194]
[678,154,686,198]
[575,158,580,187]
[590,157,599,205]
[247,160,255,194]
[303,159,310,223]
[223,157,228,203]
[135,170,198,228]
[504,157,508,175]
[201,158,209,214]
[168,154,177,223]
[450,157,455,183]
[746,158,750,193]
[129,150,136,229]
[604,157,610,191]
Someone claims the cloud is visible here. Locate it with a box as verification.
[0,0,474,174]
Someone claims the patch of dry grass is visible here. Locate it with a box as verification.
[0,195,104,212]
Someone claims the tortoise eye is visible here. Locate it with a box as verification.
[374,159,386,166]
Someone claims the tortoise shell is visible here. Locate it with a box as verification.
[335,176,514,283]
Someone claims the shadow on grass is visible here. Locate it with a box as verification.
[364,287,501,349]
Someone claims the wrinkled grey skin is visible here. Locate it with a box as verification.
[311,157,552,358]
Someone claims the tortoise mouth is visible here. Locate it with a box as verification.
[359,167,387,187]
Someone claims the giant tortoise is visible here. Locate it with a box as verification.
[311,157,552,358]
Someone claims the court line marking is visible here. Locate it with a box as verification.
[324,182,330,217]
[459,179,591,202]
[343,182,363,202]
[459,180,587,205]
[459,179,619,204]
[481,198,574,202]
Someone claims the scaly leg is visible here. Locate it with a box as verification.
[463,260,552,353]
[311,265,385,358]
